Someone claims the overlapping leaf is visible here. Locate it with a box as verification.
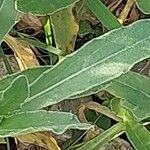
[21,19,150,111]
[111,101,150,150]
[125,111,150,150]
[0,0,18,43]
[136,0,150,14]
[0,110,91,138]
[0,20,150,112]
[0,76,28,116]
[0,66,50,92]
[51,5,79,54]
[106,71,150,120]
[15,0,79,15]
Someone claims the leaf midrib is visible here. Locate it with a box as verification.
[26,35,150,101]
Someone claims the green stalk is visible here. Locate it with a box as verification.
[44,16,59,64]
[44,16,52,46]
[77,122,124,150]
[5,138,10,150]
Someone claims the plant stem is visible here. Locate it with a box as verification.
[44,15,52,46]
[5,138,10,150]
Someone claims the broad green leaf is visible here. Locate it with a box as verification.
[77,122,124,150]
[0,76,28,116]
[0,0,18,43]
[106,72,150,120]
[125,110,150,150]
[83,0,121,30]
[15,0,79,15]
[0,66,50,92]
[136,0,150,14]
[21,19,150,111]
[0,110,91,138]
[51,5,79,54]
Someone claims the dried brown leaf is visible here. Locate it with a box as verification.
[16,132,61,150]
[4,35,39,70]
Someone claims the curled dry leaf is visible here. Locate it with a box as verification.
[79,101,120,122]
[16,132,61,150]
[4,35,39,70]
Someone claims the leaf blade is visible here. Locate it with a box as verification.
[0,110,91,138]
[124,110,150,150]
[0,0,18,43]
[0,76,29,116]
[136,0,150,14]
[106,71,150,120]
[83,0,121,30]
[16,0,79,15]
[0,66,50,92]
[51,5,79,54]
[22,19,150,111]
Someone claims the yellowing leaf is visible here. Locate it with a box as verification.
[51,5,79,54]
[16,132,61,150]
[118,0,135,24]
[4,35,39,70]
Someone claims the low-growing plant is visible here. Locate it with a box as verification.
[0,0,150,150]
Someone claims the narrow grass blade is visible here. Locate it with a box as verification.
[77,123,124,150]
[83,0,121,30]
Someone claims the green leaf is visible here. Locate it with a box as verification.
[76,122,124,150]
[15,0,79,15]
[111,101,150,150]
[0,76,29,116]
[83,0,121,30]
[124,110,150,150]
[0,66,50,92]
[0,0,18,43]
[136,0,150,14]
[70,83,110,99]
[0,110,91,138]
[110,98,125,119]
[21,19,150,111]
[106,71,150,120]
